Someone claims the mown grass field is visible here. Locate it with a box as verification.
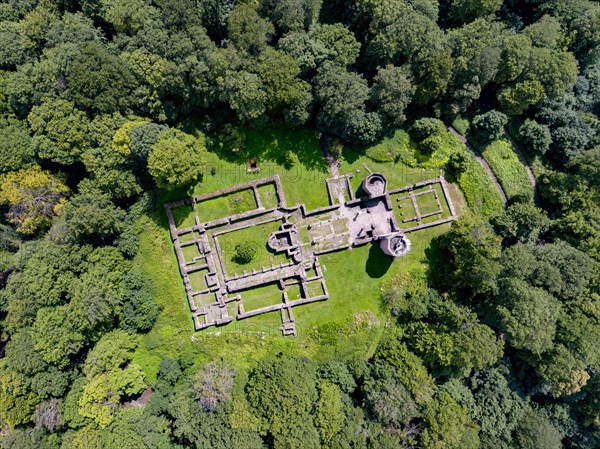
[131,124,498,380]
[480,137,533,200]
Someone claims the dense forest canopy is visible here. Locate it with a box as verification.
[0,0,598,448]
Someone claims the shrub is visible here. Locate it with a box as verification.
[233,241,257,264]
[519,119,551,155]
[471,110,508,145]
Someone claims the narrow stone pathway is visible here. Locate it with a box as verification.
[447,125,508,205]
[319,133,340,177]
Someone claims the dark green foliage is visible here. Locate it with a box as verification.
[157,359,182,385]
[246,353,320,449]
[470,110,508,145]
[519,119,552,155]
[61,191,127,244]
[67,42,138,114]
[514,409,563,449]
[233,241,258,264]
[129,122,169,164]
[314,62,382,145]
[121,271,159,332]
[0,117,36,173]
[491,202,549,245]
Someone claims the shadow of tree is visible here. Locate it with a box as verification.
[424,234,453,291]
[365,243,393,278]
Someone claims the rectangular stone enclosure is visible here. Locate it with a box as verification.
[165,173,457,336]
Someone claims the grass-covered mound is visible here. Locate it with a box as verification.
[481,138,533,200]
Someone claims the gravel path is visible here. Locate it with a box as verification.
[447,125,508,205]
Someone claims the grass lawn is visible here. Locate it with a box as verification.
[340,147,442,196]
[171,204,196,228]
[196,126,330,211]
[241,283,284,312]
[131,124,480,380]
[218,221,290,275]
[257,183,279,209]
[481,137,533,200]
[196,189,257,222]
[455,155,505,217]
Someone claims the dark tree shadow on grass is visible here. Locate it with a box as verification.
[366,243,393,278]
[424,235,454,291]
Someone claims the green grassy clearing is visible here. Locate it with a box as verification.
[181,243,200,262]
[131,125,486,380]
[340,148,441,196]
[241,283,283,312]
[189,270,208,291]
[197,126,330,211]
[456,157,504,217]
[481,138,533,200]
[364,129,416,163]
[218,221,289,275]
[171,204,196,228]
[196,189,258,222]
[257,183,279,209]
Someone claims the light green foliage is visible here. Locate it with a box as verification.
[148,128,206,190]
[32,305,85,368]
[498,80,545,115]
[449,0,503,22]
[83,330,139,379]
[256,47,312,126]
[421,392,480,449]
[78,364,145,428]
[524,14,565,50]
[381,269,431,319]
[481,139,533,200]
[314,381,345,447]
[0,166,69,234]
[28,98,90,165]
[121,49,172,120]
[105,0,158,35]
[365,129,416,163]
[18,6,58,53]
[537,344,590,397]
[112,118,151,155]
[278,23,360,71]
